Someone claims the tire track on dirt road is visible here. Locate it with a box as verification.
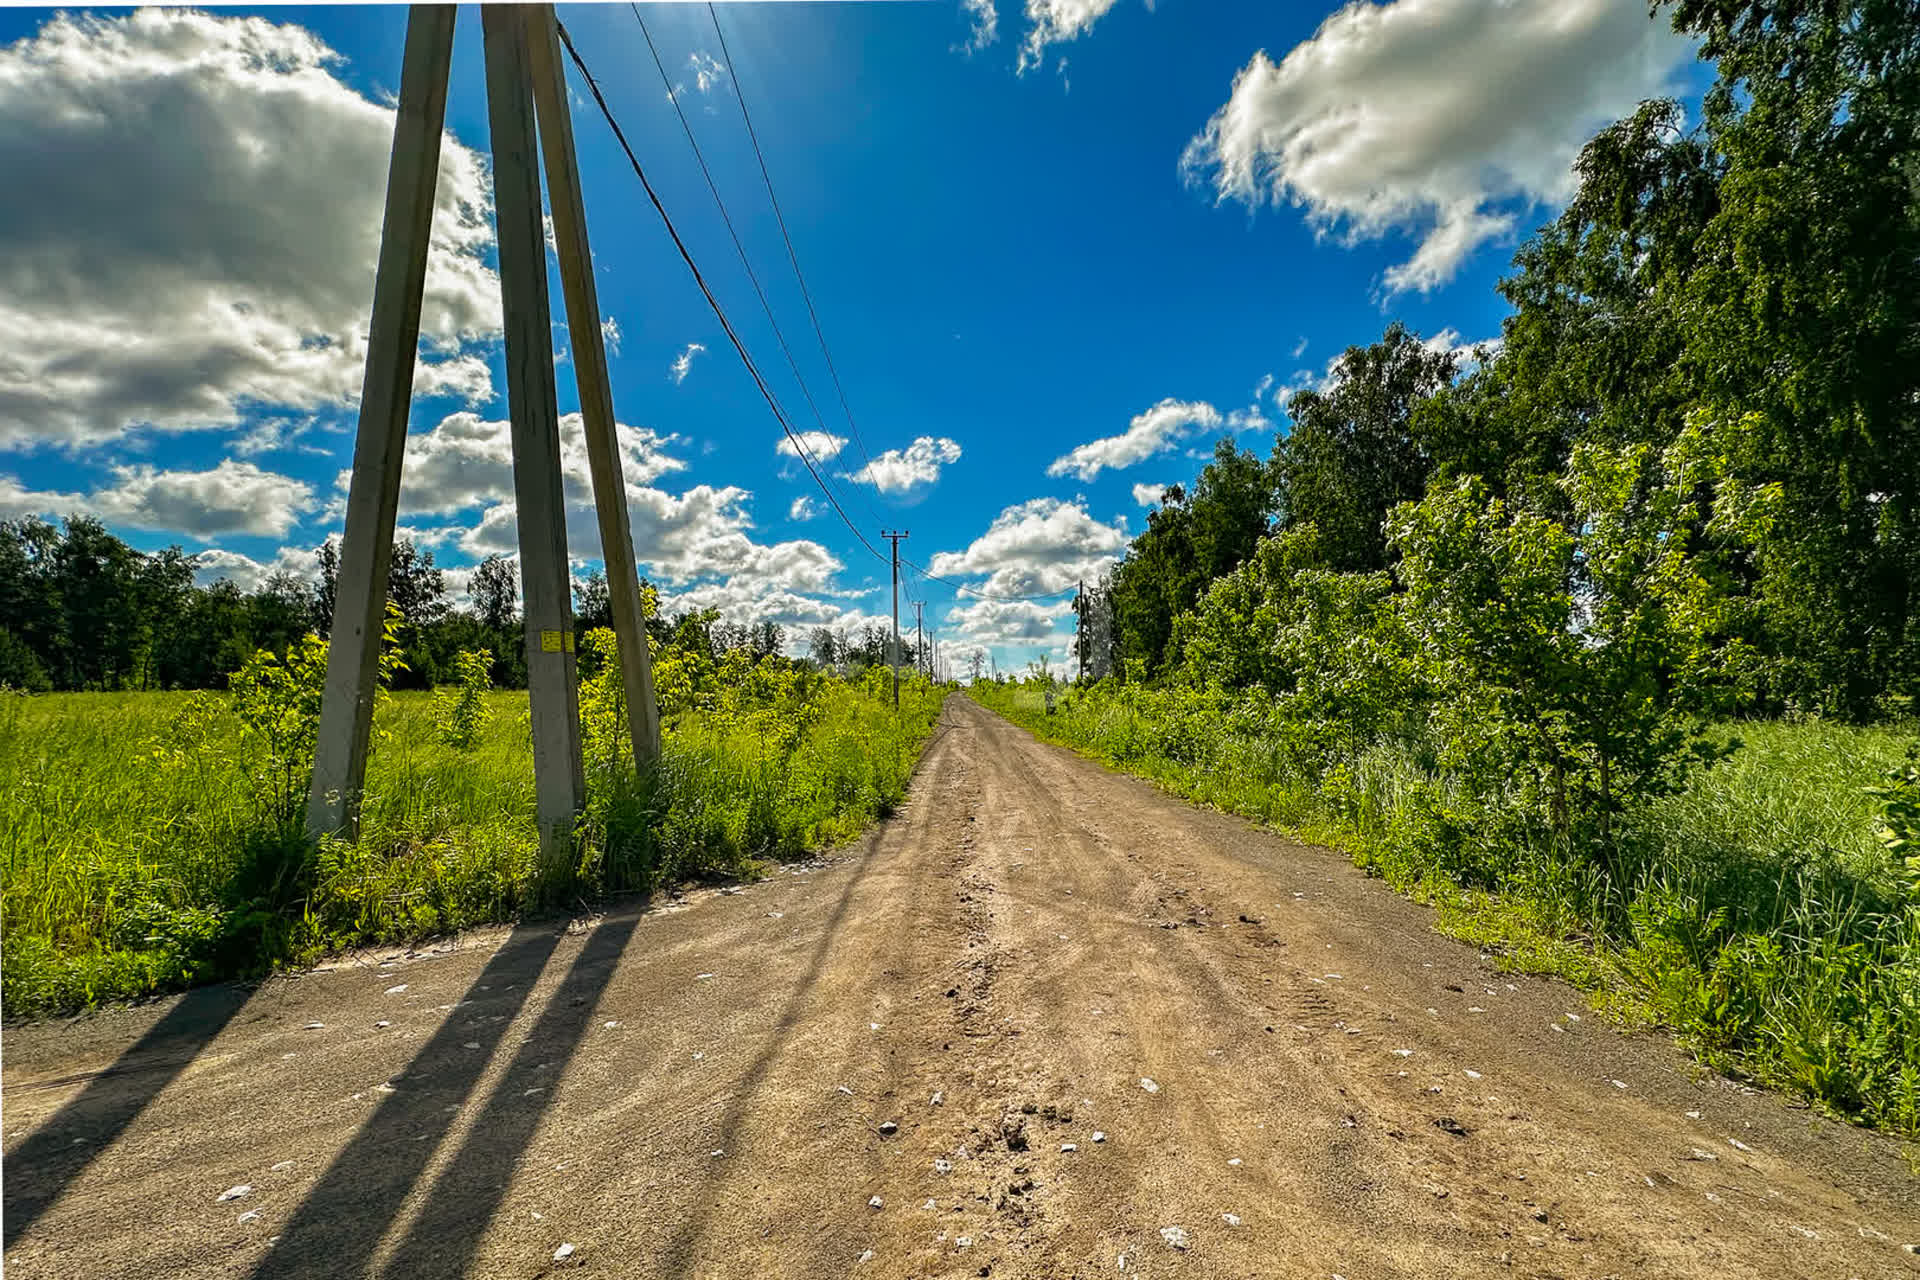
[3,695,1915,1278]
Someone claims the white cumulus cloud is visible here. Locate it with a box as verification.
[789,495,820,522]
[191,544,321,592]
[846,436,962,495]
[1,460,315,538]
[946,597,1072,646]
[1018,0,1126,74]
[375,411,841,594]
[0,10,501,449]
[1047,398,1222,482]
[777,431,849,463]
[928,496,1128,598]
[1131,482,1169,507]
[1180,0,1695,293]
[378,411,686,523]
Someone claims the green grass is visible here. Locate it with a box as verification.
[970,684,1920,1140]
[1,678,945,1016]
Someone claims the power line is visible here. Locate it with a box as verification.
[558,23,1082,608]
[555,20,885,566]
[627,2,875,527]
[706,1,882,487]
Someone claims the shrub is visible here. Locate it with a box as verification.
[433,648,493,750]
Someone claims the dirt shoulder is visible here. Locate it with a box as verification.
[4,696,1915,1278]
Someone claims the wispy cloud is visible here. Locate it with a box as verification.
[670,341,706,385]
[689,51,727,94]
[1047,398,1221,482]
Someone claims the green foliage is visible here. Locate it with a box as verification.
[432,648,494,751]
[1870,749,1920,896]
[1,624,946,1016]
[1273,321,1463,572]
[0,626,52,692]
[1109,439,1276,678]
[228,607,406,825]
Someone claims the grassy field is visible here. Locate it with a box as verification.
[969,684,1920,1139]
[1,671,945,1016]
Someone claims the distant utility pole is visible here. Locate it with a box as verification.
[882,530,908,707]
[1076,577,1087,682]
[911,600,926,677]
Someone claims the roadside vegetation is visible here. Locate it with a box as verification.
[1,619,945,1016]
[982,2,1920,1139]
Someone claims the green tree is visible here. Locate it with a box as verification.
[1273,322,1461,571]
[312,537,339,635]
[471,553,518,631]
[808,626,839,669]
[159,578,256,689]
[0,518,63,672]
[0,627,51,691]
[1662,0,1920,714]
[573,568,611,633]
[249,572,316,659]
[1109,439,1275,678]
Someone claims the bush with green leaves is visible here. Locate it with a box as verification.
[432,647,493,750]
[1871,750,1920,898]
[227,605,407,826]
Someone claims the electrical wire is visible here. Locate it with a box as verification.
[627,2,876,527]
[556,20,885,566]
[560,21,1078,608]
[706,1,882,487]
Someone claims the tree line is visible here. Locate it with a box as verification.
[1090,0,1918,726]
[0,517,871,694]
[0,509,947,695]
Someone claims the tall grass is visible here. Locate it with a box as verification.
[0,678,945,1015]
[970,684,1920,1138]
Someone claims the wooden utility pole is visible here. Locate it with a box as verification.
[484,4,585,865]
[526,3,659,766]
[881,530,907,707]
[911,600,926,677]
[309,7,651,874]
[306,6,457,843]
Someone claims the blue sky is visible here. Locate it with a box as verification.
[0,1,1705,674]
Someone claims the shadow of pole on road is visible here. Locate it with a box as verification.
[3,981,255,1250]
[249,921,569,1280]
[376,906,643,1278]
[652,846,877,1274]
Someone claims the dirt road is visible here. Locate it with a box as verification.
[5,696,1915,1278]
